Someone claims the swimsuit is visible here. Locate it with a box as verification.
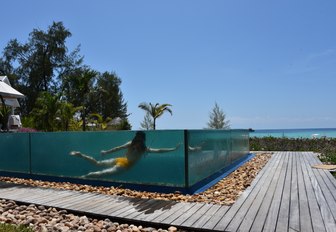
[115,157,131,168]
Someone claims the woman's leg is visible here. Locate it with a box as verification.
[83,165,123,178]
[70,151,116,167]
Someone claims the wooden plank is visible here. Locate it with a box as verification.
[39,190,90,206]
[181,203,213,227]
[169,203,205,225]
[299,152,326,232]
[117,198,151,218]
[191,204,221,229]
[324,168,336,190]
[202,205,230,230]
[35,189,80,203]
[151,201,191,223]
[0,187,36,198]
[134,200,175,221]
[276,151,293,232]
[94,196,136,215]
[72,195,117,214]
[0,185,27,194]
[139,201,179,222]
[126,198,162,219]
[170,203,205,226]
[10,189,64,204]
[254,152,289,231]
[39,192,96,211]
[303,152,336,231]
[236,151,287,232]
[100,196,144,216]
[236,151,279,199]
[153,202,196,224]
[61,193,106,210]
[220,152,284,232]
[305,152,336,204]
[40,191,96,208]
[109,197,146,217]
[296,152,313,232]
[213,152,282,231]
[289,152,300,232]
[308,153,336,201]
[81,194,120,213]
[1,188,75,206]
[0,182,22,189]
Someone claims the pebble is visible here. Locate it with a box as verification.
[0,199,187,231]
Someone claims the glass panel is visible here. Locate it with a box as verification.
[188,130,231,186]
[231,130,250,162]
[30,130,185,187]
[0,133,30,173]
[187,130,249,186]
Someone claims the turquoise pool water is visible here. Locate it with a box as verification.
[31,130,185,186]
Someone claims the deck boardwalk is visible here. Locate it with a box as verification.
[1,152,336,231]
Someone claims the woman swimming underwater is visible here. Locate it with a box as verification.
[70,131,180,177]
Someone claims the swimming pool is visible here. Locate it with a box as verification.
[0,129,250,193]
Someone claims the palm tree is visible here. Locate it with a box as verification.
[0,104,11,131]
[31,92,61,131]
[58,101,81,131]
[138,102,172,130]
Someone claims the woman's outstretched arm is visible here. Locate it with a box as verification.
[101,141,132,155]
[146,143,181,153]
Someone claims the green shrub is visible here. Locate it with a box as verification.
[0,223,34,232]
[250,137,336,165]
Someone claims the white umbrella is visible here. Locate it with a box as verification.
[0,81,25,99]
[0,81,25,109]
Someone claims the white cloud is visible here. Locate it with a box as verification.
[286,48,336,75]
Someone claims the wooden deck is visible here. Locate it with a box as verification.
[1,152,336,231]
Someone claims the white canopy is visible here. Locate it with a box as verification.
[0,81,25,99]
[0,76,24,107]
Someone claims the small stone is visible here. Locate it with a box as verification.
[131,226,140,232]
[168,226,177,232]
[40,225,48,232]
[79,215,90,224]
[60,226,70,232]
[93,225,102,232]
[78,226,86,231]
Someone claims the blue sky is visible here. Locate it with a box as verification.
[1,0,336,130]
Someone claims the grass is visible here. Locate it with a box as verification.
[0,223,34,232]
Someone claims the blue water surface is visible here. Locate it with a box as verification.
[250,128,336,139]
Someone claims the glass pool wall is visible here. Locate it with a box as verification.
[0,129,249,193]
[187,130,250,187]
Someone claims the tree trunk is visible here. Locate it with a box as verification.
[82,110,86,131]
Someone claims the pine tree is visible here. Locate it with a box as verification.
[207,102,230,129]
[140,112,154,130]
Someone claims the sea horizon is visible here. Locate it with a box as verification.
[250,127,336,138]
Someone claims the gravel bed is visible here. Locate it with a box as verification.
[0,199,181,231]
[0,152,272,231]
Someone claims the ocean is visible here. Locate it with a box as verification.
[250,128,336,139]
